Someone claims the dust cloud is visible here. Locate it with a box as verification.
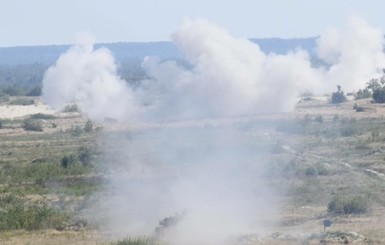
[42,16,385,244]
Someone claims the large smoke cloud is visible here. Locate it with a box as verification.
[42,16,385,244]
[317,16,385,92]
[43,17,385,122]
[42,36,137,121]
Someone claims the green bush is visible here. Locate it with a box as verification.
[327,195,369,215]
[84,119,94,133]
[61,154,77,168]
[22,118,43,131]
[78,146,92,167]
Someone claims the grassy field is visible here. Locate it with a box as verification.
[1,96,385,244]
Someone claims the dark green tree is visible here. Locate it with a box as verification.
[331,85,347,104]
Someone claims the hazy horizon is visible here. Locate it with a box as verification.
[1,0,385,47]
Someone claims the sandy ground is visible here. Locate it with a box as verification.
[0,103,55,119]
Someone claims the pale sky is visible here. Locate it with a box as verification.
[1,0,385,47]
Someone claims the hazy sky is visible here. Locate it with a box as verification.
[1,0,385,47]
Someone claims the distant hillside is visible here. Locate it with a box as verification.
[0,38,319,93]
[0,38,317,65]
[251,37,317,56]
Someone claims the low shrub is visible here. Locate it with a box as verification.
[10,98,35,106]
[84,119,93,133]
[26,86,42,96]
[22,118,43,131]
[0,94,10,103]
[78,146,92,167]
[30,113,55,120]
[353,103,364,112]
[69,125,83,136]
[305,167,318,176]
[327,195,369,215]
[112,237,158,245]
[340,126,356,137]
[315,115,323,123]
[355,88,371,100]
[61,154,77,168]
[0,194,69,231]
[63,104,79,112]
[305,164,329,176]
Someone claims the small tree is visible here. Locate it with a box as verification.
[78,146,92,167]
[354,88,371,100]
[365,71,385,103]
[84,119,93,133]
[331,85,347,104]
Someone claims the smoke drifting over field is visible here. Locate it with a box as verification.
[42,16,385,244]
[43,16,385,120]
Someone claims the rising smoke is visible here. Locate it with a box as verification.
[42,16,385,244]
[317,15,385,92]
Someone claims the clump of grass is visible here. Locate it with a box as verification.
[0,194,69,231]
[340,125,356,137]
[354,140,371,150]
[63,104,80,112]
[305,164,329,176]
[61,154,78,168]
[66,120,95,136]
[30,113,55,120]
[9,97,35,106]
[112,237,159,245]
[315,115,323,123]
[327,195,369,215]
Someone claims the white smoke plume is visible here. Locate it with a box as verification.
[317,15,385,91]
[42,16,385,121]
[41,16,385,244]
[140,18,319,120]
[42,35,137,121]
[101,127,278,244]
